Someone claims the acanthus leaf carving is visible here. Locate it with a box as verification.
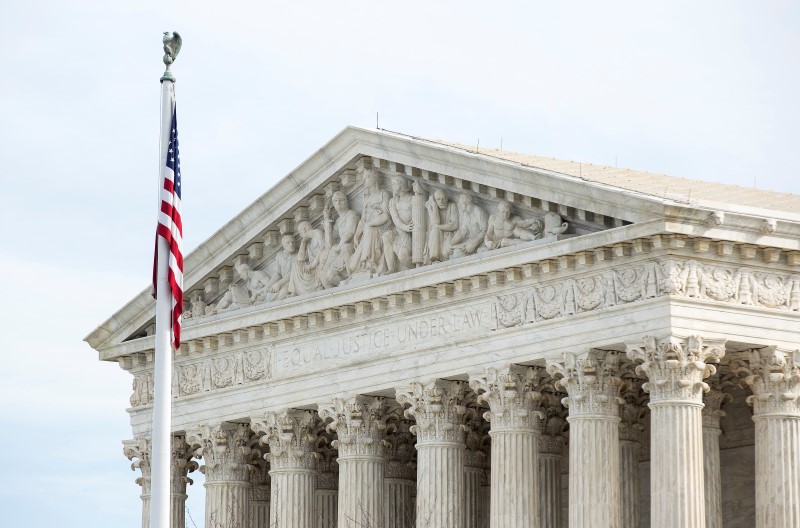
[731,347,800,416]
[317,395,388,458]
[469,364,544,431]
[396,380,468,444]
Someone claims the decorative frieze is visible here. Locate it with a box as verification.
[177,348,272,397]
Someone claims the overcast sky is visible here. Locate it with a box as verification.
[1,1,798,526]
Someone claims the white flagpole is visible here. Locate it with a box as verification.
[150,39,179,528]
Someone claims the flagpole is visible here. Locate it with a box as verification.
[150,32,181,528]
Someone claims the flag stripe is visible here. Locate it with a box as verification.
[153,102,184,349]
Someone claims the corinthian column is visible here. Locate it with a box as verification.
[547,350,624,528]
[314,431,338,528]
[252,410,319,528]
[124,437,152,528]
[248,445,270,528]
[318,395,387,528]
[187,423,253,528]
[383,418,416,528]
[463,409,488,528]
[733,347,800,528]
[397,380,468,528]
[618,382,646,528]
[171,436,198,528]
[470,364,543,528]
[627,335,726,528]
[538,394,567,528]
[702,378,731,528]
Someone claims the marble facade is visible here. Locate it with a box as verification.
[91,127,800,527]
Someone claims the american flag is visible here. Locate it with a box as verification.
[153,105,184,348]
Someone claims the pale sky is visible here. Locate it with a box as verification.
[1,1,798,526]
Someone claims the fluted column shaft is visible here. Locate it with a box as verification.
[318,395,387,528]
[619,439,641,528]
[539,450,563,528]
[734,347,800,528]
[464,465,484,528]
[252,410,319,528]
[627,335,726,528]
[479,469,490,528]
[316,489,337,528]
[384,478,415,528]
[471,365,543,528]
[548,351,623,528]
[397,380,468,528]
[702,388,728,528]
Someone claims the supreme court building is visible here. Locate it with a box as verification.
[86,127,800,528]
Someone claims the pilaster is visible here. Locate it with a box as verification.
[733,347,800,528]
[251,410,319,528]
[538,393,567,528]
[702,376,732,528]
[470,364,543,528]
[247,443,270,528]
[396,379,468,528]
[547,350,623,528]
[618,378,646,528]
[463,408,488,528]
[627,335,726,528]
[314,428,338,528]
[318,395,387,528]
[187,423,253,528]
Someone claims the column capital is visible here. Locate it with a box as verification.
[170,435,198,495]
[186,422,253,482]
[619,381,647,443]
[318,394,388,457]
[123,436,152,494]
[546,349,624,417]
[396,379,468,444]
[383,418,417,480]
[251,409,319,471]
[463,408,490,468]
[313,431,339,490]
[702,373,735,429]
[626,335,726,403]
[469,364,544,431]
[732,347,800,416]
[539,393,568,454]
[248,449,271,501]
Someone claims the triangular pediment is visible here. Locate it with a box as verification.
[85,127,732,355]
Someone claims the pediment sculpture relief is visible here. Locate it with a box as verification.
[185,166,572,320]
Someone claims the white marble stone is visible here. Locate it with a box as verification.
[627,335,726,528]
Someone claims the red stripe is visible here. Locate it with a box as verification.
[156,223,184,271]
[161,200,183,233]
[163,178,174,194]
[168,267,183,348]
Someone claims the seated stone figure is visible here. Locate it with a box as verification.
[255,235,297,302]
[215,262,272,312]
[288,220,325,296]
[425,189,459,263]
[484,199,542,250]
[319,191,360,288]
[449,193,488,258]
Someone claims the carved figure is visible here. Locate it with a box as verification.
[215,262,271,312]
[350,169,392,275]
[484,200,541,250]
[542,212,569,237]
[384,176,415,273]
[425,189,459,263]
[319,191,360,288]
[262,235,297,301]
[449,193,488,258]
[288,221,324,296]
[411,181,428,265]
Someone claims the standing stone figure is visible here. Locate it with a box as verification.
[449,193,488,258]
[425,188,459,263]
[319,191,360,288]
[411,181,428,266]
[350,169,392,275]
[484,199,541,250]
[384,176,415,273]
[289,220,325,296]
